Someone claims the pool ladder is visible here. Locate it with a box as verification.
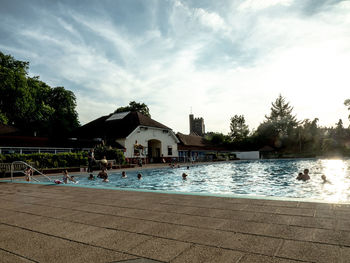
[10,161,52,182]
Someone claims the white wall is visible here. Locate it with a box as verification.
[124,126,179,158]
[232,151,260,160]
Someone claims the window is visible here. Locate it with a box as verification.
[168,147,172,156]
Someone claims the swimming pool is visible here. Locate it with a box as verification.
[45,158,350,202]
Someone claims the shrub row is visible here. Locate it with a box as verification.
[0,148,125,169]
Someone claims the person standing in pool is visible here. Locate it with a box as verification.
[303,169,310,181]
[87,148,95,173]
[24,167,33,182]
[98,168,108,179]
[62,170,73,184]
[321,175,331,184]
[297,169,310,181]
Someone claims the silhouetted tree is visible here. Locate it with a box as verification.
[115,101,151,117]
[230,115,249,142]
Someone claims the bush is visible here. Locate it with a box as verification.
[0,152,89,169]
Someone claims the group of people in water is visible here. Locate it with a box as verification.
[296,168,330,184]
[86,168,142,182]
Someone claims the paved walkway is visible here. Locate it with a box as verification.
[0,182,350,263]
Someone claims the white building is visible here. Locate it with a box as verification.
[74,111,179,163]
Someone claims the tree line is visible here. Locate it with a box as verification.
[206,95,350,157]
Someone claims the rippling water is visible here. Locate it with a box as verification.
[52,159,350,202]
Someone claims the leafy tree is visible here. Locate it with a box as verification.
[205,132,230,146]
[115,101,151,117]
[47,87,80,138]
[265,94,298,135]
[0,51,79,138]
[345,99,350,121]
[0,110,8,124]
[0,52,33,128]
[229,115,249,142]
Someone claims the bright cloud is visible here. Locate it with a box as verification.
[239,0,294,10]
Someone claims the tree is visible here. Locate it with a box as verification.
[229,115,249,142]
[0,51,33,128]
[345,99,350,121]
[265,94,298,136]
[205,132,230,146]
[47,87,80,138]
[0,110,8,124]
[0,51,80,138]
[115,101,151,117]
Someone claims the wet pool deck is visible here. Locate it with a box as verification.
[1,182,350,263]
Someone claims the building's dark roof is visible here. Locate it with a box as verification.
[73,111,172,139]
[0,123,19,135]
[176,133,207,147]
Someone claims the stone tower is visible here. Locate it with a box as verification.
[189,114,205,136]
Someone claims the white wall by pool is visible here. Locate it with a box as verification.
[232,151,260,160]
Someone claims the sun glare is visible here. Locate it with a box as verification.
[320,159,349,202]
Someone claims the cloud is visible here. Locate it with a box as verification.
[238,0,294,10]
[193,8,228,32]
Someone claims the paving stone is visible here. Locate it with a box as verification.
[117,259,163,263]
[0,224,136,263]
[89,229,152,252]
[263,200,299,208]
[275,207,315,217]
[170,244,244,263]
[218,220,270,236]
[289,215,334,230]
[277,240,341,263]
[0,249,34,263]
[336,219,350,231]
[315,209,335,218]
[221,232,282,256]
[239,254,309,263]
[264,224,315,242]
[250,213,291,225]
[128,237,191,262]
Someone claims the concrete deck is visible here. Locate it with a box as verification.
[1,182,350,263]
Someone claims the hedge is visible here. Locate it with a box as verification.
[0,148,125,169]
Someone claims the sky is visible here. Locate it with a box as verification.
[1,0,350,134]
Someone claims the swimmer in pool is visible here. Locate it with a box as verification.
[98,168,107,179]
[182,173,188,180]
[62,170,72,184]
[121,171,127,178]
[102,174,109,183]
[137,173,142,180]
[321,174,331,184]
[296,172,303,180]
[88,174,95,180]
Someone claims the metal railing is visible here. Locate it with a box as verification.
[10,161,52,183]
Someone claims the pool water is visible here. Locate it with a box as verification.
[45,158,350,202]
